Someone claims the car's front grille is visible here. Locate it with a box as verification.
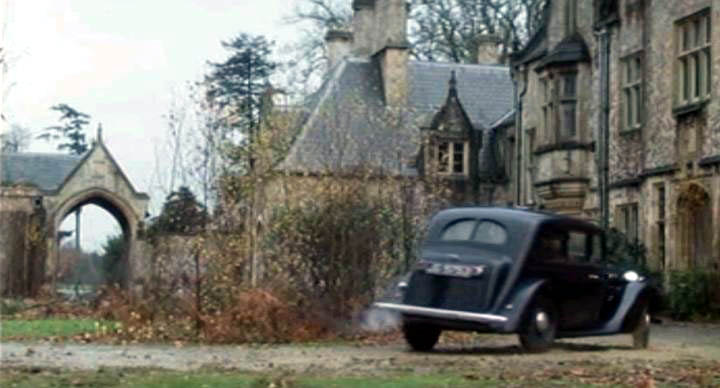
[404,271,492,312]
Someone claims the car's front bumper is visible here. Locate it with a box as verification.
[373,302,508,325]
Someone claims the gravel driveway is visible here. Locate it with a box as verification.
[1,322,719,376]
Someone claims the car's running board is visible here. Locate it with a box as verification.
[373,302,508,323]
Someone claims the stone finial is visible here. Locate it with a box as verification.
[97,123,103,144]
[447,71,458,98]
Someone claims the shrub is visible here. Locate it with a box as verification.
[605,228,650,272]
[667,270,719,320]
[263,181,412,322]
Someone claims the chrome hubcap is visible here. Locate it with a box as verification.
[536,311,549,331]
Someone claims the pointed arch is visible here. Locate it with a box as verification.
[676,182,712,269]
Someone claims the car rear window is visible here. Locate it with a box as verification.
[440,219,507,245]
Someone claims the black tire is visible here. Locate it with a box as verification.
[631,305,650,349]
[402,323,441,352]
[518,297,557,353]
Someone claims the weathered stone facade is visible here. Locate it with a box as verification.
[511,0,720,273]
[0,132,150,296]
[278,0,515,208]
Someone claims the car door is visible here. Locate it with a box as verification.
[524,226,609,330]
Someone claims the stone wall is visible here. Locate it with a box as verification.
[514,0,720,272]
[0,186,48,296]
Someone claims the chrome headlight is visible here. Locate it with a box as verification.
[623,271,644,282]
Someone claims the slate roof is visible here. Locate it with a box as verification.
[1,152,82,192]
[537,33,590,70]
[279,57,514,176]
[409,62,513,129]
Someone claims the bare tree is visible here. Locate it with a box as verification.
[1,0,11,161]
[152,83,224,213]
[409,0,548,63]
[0,123,30,152]
[282,0,351,96]
[282,0,548,93]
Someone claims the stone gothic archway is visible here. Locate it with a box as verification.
[0,129,149,296]
[50,188,137,287]
[676,182,712,270]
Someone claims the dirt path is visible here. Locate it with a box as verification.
[1,322,719,375]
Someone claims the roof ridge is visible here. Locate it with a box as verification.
[2,152,83,159]
[409,61,509,71]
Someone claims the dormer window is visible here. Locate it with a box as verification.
[435,140,469,175]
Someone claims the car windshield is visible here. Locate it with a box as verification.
[440,219,507,245]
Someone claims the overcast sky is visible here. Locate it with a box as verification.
[4,0,307,252]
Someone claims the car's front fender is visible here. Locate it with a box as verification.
[499,278,549,332]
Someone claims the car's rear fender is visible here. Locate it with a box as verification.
[499,278,549,332]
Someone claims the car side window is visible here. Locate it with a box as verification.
[568,231,588,263]
[440,220,475,241]
[590,234,604,263]
[531,229,569,263]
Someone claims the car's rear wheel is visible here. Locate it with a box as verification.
[518,297,557,353]
[402,322,441,352]
[632,305,650,349]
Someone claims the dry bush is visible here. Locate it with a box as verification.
[263,177,412,323]
[95,284,332,343]
[201,288,331,343]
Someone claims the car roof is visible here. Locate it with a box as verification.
[432,206,603,233]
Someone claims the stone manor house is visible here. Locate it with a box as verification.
[510,0,720,273]
[1,0,719,296]
[278,0,720,274]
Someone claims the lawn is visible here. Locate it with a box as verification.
[0,319,112,339]
[0,368,592,388]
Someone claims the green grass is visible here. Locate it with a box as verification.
[297,374,504,387]
[0,318,113,339]
[0,368,610,388]
[0,368,256,388]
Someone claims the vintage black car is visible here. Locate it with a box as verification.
[374,207,655,352]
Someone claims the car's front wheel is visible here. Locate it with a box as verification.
[518,297,557,353]
[402,322,441,352]
[631,305,650,349]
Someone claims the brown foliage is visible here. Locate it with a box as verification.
[94,285,333,344]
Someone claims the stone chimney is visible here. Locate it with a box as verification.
[373,0,410,107]
[351,0,376,56]
[325,30,353,68]
[475,34,502,64]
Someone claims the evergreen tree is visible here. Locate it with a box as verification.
[38,104,91,155]
[154,186,207,235]
[100,234,126,286]
[204,33,277,156]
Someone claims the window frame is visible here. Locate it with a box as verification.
[539,71,577,143]
[540,77,554,144]
[621,53,644,132]
[434,139,469,176]
[674,9,712,111]
[616,202,639,243]
[558,72,578,140]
